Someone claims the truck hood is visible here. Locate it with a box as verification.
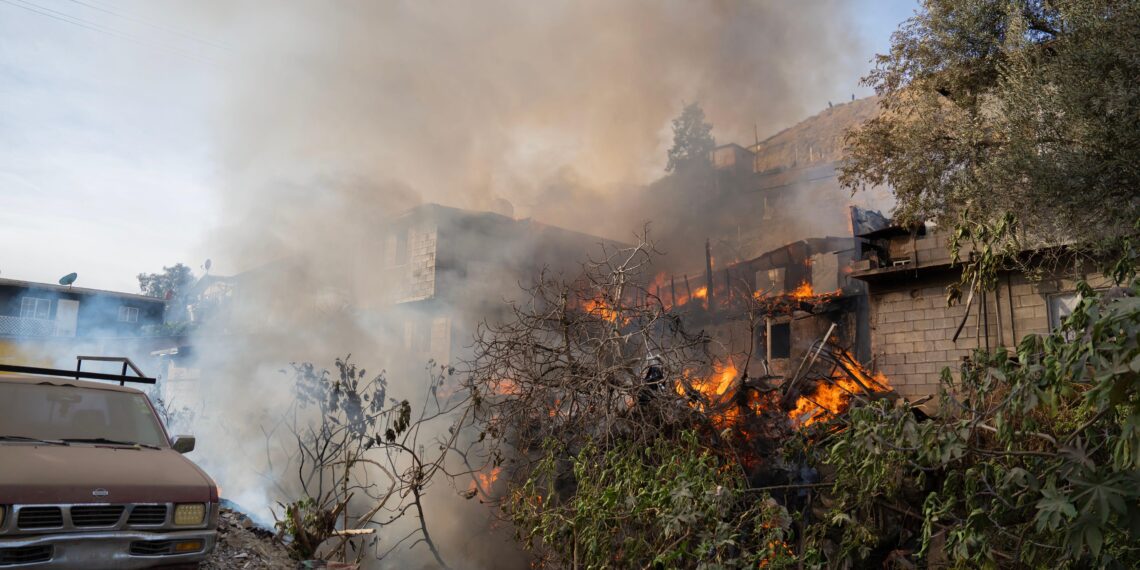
[0,444,214,504]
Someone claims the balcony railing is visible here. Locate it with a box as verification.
[0,315,56,337]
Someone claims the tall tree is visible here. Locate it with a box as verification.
[137,263,196,300]
[666,102,716,172]
[841,0,1140,258]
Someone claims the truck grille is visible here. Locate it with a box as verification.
[129,540,174,556]
[16,507,63,529]
[128,505,168,525]
[9,502,210,532]
[0,545,53,565]
[70,505,125,527]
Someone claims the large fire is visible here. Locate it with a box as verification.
[788,349,891,427]
[754,279,840,302]
[674,361,741,428]
[648,272,712,310]
[673,349,891,432]
[789,280,815,300]
[685,360,736,399]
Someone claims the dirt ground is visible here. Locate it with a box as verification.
[202,508,294,570]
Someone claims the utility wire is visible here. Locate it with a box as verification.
[62,0,228,51]
[0,0,217,64]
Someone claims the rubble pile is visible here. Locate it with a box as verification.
[203,508,293,570]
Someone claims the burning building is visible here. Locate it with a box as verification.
[643,96,889,270]
[362,203,629,366]
[154,203,627,389]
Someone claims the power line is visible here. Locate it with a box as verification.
[62,0,228,51]
[0,0,217,64]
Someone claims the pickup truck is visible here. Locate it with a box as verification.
[0,363,218,569]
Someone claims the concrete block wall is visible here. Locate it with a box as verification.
[870,282,978,399]
[400,227,438,303]
[866,267,1101,400]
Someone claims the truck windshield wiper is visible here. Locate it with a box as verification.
[0,435,70,446]
[61,437,160,450]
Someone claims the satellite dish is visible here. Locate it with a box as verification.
[58,272,78,288]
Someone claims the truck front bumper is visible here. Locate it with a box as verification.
[0,529,216,569]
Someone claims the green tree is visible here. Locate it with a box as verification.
[816,283,1140,568]
[666,102,716,172]
[507,433,795,569]
[841,0,1140,254]
[137,263,196,300]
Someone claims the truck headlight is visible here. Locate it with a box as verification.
[173,503,206,526]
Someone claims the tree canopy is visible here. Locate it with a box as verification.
[666,102,716,172]
[841,0,1140,248]
[137,263,195,300]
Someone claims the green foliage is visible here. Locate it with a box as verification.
[666,102,716,173]
[505,432,794,569]
[818,284,1140,568]
[275,496,338,560]
[842,0,1140,248]
[137,263,196,299]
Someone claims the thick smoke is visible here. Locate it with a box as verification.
[199,0,869,251]
[170,1,873,568]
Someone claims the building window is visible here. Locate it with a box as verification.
[19,297,50,319]
[118,306,139,323]
[770,322,791,359]
[1047,292,1081,338]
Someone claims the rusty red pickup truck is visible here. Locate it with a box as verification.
[0,363,218,569]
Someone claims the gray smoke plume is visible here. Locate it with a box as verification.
[199,0,869,250]
[171,1,874,568]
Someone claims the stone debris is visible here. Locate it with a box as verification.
[203,508,294,570]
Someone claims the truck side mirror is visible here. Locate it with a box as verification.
[171,435,196,454]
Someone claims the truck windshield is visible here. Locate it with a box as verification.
[0,383,167,448]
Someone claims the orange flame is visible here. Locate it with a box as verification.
[490,378,519,396]
[468,466,503,499]
[788,352,891,427]
[674,361,741,428]
[648,273,711,310]
[478,466,502,489]
[581,298,620,322]
[753,280,840,303]
[789,281,814,299]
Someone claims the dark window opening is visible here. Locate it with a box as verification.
[770,323,791,359]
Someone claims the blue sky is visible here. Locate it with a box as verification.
[0,0,919,292]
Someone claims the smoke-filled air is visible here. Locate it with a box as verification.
[163,3,882,568]
[46,0,1140,568]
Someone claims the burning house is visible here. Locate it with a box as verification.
[364,203,629,366]
[645,96,888,269]
[630,100,894,428]
[153,203,626,390]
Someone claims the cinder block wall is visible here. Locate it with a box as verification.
[867,268,1103,400]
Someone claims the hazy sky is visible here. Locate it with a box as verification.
[0,0,918,292]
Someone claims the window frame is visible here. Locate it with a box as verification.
[770,322,792,359]
[19,297,51,320]
[118,305,140,323]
